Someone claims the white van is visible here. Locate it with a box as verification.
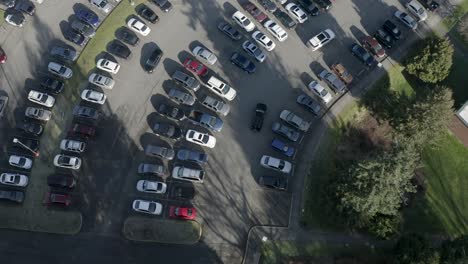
[205,76,236,101]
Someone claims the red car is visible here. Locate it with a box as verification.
[183,58,208,76]
[44,192,71,206]
[169,206,196,220]
[70,123,96,137]
[243,2,267,23]
[0,46,6,64]
[362,36,386,58]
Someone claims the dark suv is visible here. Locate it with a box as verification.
[144,48,163,73]
[47,174,76,189]
[273,10,296,29]
[251,103,267,132]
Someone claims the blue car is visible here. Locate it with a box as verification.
[76,9,100,27]
[271,139,296,157]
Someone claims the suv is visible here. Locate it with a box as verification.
[144,48,163,73]
[172,166,204,183]
[251,103,267,132]
[172,71,200,91]
[297,0,319,16]
[206,76,236,101]
[273,10,296,29]
[47,174,76,189]
[73,105,99,120]
[200,95,230,116]
[319,69,347,93]
[144,144,175,160]
[138,163,168,176]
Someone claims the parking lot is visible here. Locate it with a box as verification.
[0,0,434,262]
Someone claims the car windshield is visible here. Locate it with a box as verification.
[39,96,47,103]
[201,135,209,143]
[148,203,156,212]
[98,1,106,8]
[59,67,66,74]
[241,19,251,27]
[278,160,285,169]
[319,89,328,97]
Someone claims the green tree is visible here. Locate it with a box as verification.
[393,233,440,264]
[405,37,454,83]
[440,235,468,264]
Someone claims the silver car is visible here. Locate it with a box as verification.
[192,46,217,65]
[25,107,52,121]
[279,110,311,132]
[60,139,86,153]
[172,71,200,91]
[200,95,230,116]
[168,88,195,106]
[137,163,167,176]
[242,40,266,63]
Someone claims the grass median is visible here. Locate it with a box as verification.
[123,217,202,244]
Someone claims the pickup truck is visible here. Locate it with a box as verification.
[187,110,224,132]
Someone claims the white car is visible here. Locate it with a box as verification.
[394,10,418,30]
[264,20,288,42]
[53,154,81,170]
[31,0,44,3]
[185,129,216,148]
[260,155,292,174]
[25,107,52,121]
[406,0,427,21]
[242,40,266,63]
[206,76,237,101]
[279,110,311,132]
[127,18,151,36]
[97,59,120,74]
[172,166,204,183]
[252,31,276,51]
[192,46,217,65]
[285,3,308,23]
[8,155,32,169]
[88,73,115,89]
[308,80,332,104]
[232,11,255,32]
[27,90,55,107]
[48,62,73,79]
[90,0,112,13]
[0,173,28,187]
[308,29,335,51]
[132,199,162,215]
[136,180,167,194]
[60,139,86,153]
[81,89,107,105]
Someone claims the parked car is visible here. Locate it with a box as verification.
[76,8,100,27]
[205,76,237,101]
[108,39,131,59]
[272,122,301,142]
[5,12,25,27]
[258,175,287,190]
[0,173,28,187]
[394,10,418,30]
[70,123,96,137]
[273,9,296,29]
[285,3,308,23]
[60,139,86,153]
[136,180,167,194]
[127,18,151,36]
[252,31,276,51]
[243,1,267,22]
[200,95,230,116]
[172,165,204,183]
[232,11,255,32]
[168,89,195,106]
[309,29,335,51]
[315,0,332,10]
[169,206,196,220]
[16,121,43,136]
[0,190,24,203]
[296,94,321,115]
[264,20,288,42]
[144,48,163,73]
[251,103,267,132]
[64,28,85,46]
[230,52,256,74]
[25,107,52,121]
[350,43,377,68]
[11,136,39,152]
[40,77,64,95]
[152,0,172,12]
[156,103,185,121]
[187,110,224,132]
[318,70,346,94]
[279,110,310,131]
[362,36,385,58]
[192,46,217,65]
[138,4,159,23]
[28,90,55,107]
[242,40,266,63]
[152,122,182,140]
[374,28,394,49]
[331,63,353,85]
[218,22,242,41]
[71,19,96,38]
[97,59,120,74]
[50,46,78,62]
[48,62,73,79]
[383,20,402,40]
[171,70,200,91]
[44,192,71,206]
[271,138,296,157]
[132,199,162,215]
[88,73,114,89]
[144,144,175,160]
[90,0,111,13]
[53,154,81,170]
[406,0,428,21]
[258,0,277,12]
[185,130,216,148]
[117,27,140,46]
[260,155,292,174]
[183,58,208,76]
[170,184,195,200]
[176,149,208,164]
[8,155,32,169]
[47,174,76,189]
[297,0,319,16]
[137,163,167,176]
[81,89,106,105]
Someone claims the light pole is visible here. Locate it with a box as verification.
[13,138,39,157]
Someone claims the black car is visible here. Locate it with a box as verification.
[144,48,163,73]
[258,175,287,190]
[156,103,185,121]
[152,122,182,140]
[71,20,96,38]
[108,40,131,59]
[152,0,172,12]
[47,174,76,189]
[40,77,64,94]
[73,105,99,120]
[218,22,242,41]
[50,46,78,62]
[374,29,393,49]
[314,0,332,10]
[16,121,43,136]
[170,185,195,200]
[273,10,296,29]
[383,20,402,40]
[15,0,35,16]
[138,4,159,23]
[117,27,140,46]
[0,190,24,203]
[11,136,40,152]
[251,103,267,132]
[231,52,256,74]
[64,28,85,46]
[1,0,16,8]
[350,43,376,68]
[297,0,319,16]
[258,0,277,12]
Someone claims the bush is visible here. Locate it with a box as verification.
[393,233,440,264]
[457,15,468,45]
